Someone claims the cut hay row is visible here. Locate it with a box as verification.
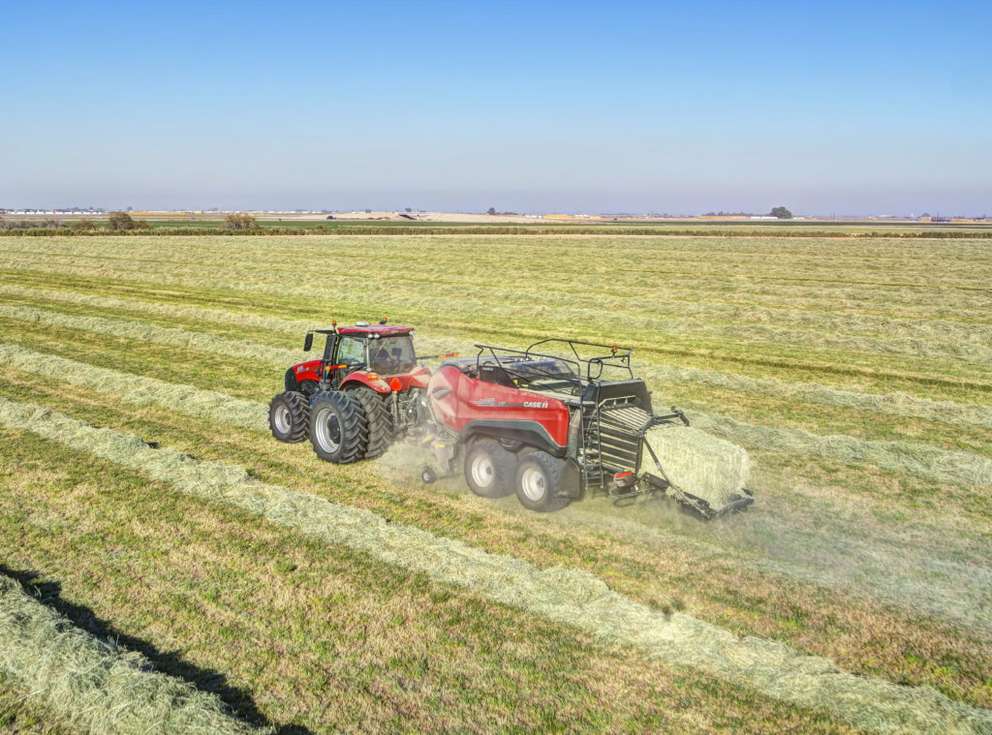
[0,575,261,735]
[5,245,991,322]
[0,281,314,338]
[694,411,992,490]
[7,236,990,295]
[5,259,990,388]
[0,303,300,367]
[5,279,991,432]
[1,397,989,735]
[5,258,990,366]
[8,257,990,331]
[5,278,990,353]
[0,342,264,430]
[637,362,992,431]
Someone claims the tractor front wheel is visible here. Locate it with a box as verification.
[269,391,310,443]
[308,391,368,463]
[464,438,516,499]
[515,451,570,512]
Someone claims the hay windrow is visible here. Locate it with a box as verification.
[2,397,990,734]
[0,304,299,367]
[692,410,992,489]
[4,279,991,364]
[637,362,992,432]
[0,575,262,735]
[0,342,265,431]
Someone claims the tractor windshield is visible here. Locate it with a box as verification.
[368,335,416,374]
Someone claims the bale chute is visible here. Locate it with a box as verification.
[640,424,753,518]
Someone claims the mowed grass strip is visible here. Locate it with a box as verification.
[3,350,991,706]
[3,236,992,387]
[0,431,850,735]
[2,397,990,734]
[5,264,992,401]
[5,278,991,366]
[0,575,262,735]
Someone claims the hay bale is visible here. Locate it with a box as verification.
[0,576,263,735]
[642,425,750,510]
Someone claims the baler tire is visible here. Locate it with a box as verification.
[308,390,368,464]
[349,387,394,459]
[464,438,516,499]
[515,451,570,512]
[269,391,310,443]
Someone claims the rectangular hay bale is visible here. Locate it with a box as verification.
[641,425,751,509]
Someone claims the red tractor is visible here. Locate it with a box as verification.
[270,327,752,518]
[268,320,433,462]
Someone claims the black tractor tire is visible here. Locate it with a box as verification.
[269,391,310,443]
[348,387,394,459]
[464,438,516,499]
[308,390,368,463]
[514,451,570,512]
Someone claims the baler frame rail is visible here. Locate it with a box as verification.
[525,338,634,382]
[473,338,635,388]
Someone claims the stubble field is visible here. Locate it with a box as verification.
[0,233,990,734]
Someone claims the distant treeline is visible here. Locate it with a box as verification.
[1,222,991,238]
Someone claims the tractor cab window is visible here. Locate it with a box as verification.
[368,335,416,374]
[336,336,366,366]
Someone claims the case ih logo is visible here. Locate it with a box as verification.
[472,399,549,409]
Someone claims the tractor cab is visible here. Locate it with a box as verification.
[288,322,423,395]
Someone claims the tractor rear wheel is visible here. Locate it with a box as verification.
[308,390,368,463]
[269,391,310,443]
[349,387,394,459]
[515,451,570,512]
[464,438,516,498]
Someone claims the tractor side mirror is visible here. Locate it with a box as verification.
[303,332,314,352]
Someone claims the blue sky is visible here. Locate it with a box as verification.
[1,1,989,214]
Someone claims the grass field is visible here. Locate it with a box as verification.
[0,233,990,733]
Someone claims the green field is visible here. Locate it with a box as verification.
[1,233,991,733]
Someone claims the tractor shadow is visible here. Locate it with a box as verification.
[1,564,313,735]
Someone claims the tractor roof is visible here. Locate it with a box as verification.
[315,323,414,337]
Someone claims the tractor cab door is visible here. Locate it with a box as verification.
[333,335,366,368]
[325,335,366,388]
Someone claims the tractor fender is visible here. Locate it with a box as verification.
[284,368,298,392]
[340,371,392,395]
